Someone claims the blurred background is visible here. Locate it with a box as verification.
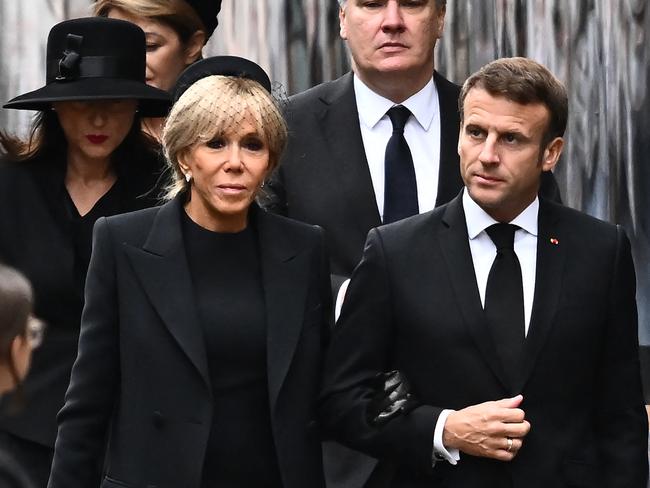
[1,0,648,353]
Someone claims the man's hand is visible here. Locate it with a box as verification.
[442,395,530,461]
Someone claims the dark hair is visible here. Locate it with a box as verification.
[0,264,33,393]
[0,108,157,164]
[459,57,568,148]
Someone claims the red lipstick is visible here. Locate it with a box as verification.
[86,135,108,144]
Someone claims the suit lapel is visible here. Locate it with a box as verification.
[434,71,464,207]
[439,194,511,392]
[254,208,311,413]
[319,73,382,235]
[124,197,211,390]
[515,200,566,392]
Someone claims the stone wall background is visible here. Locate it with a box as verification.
[1,0,648,344]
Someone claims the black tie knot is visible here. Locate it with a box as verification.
[486,223,519,251]
[387,105,411,133]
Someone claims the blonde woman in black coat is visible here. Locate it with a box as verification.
[48,57,331,488]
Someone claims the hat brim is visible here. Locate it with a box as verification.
[3,78,171,117]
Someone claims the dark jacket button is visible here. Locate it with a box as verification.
[152,411,164,429]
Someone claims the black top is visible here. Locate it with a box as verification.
[181,210,283,488]
[0,150,165,447]
[62,179,122,307]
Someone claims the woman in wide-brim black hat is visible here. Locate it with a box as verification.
[93,0,223,140]
[0,16,171,488]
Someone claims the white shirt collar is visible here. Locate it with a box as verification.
[462,188,539,239]
[353,74,438,131]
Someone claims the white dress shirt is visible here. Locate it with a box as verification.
[334,76,442,318]
[433,189,540,464]
[353,74,441,220]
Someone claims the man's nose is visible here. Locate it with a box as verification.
[478,135,500,165]
[381,0,406,33]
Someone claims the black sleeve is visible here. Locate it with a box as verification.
[319,228,440,474]
[594,226,648,487]
[48,217,120,488]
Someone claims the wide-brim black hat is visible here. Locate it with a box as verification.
[4,17,171,117]
[173,56,272,103]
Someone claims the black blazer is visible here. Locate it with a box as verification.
[47,198,331,488]
[320,193,648,488]
[0,154,163,448]
[264,71,560,289]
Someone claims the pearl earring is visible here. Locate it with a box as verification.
[185,173,192,183]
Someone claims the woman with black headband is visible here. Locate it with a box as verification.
[0,17,170,487]
[48,56,330,488]
[94,0,222,140]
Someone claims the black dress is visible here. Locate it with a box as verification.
[182,211,283,488]
[0,151,165,487]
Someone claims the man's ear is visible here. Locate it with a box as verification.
[541,137,564,172]
[339,6,348,41]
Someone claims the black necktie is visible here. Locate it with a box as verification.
[383,106,418,224]
[484,223,525,378]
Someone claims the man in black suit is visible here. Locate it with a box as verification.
[265,0,460,297]
[319,57,648,487]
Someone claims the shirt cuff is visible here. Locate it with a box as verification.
[432,409,460,465]
[334,279,351,322]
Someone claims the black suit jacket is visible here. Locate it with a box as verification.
[265,71,560,289]
[47,197,331,488]
[320,193,648,488]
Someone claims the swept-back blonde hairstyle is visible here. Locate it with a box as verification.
[93,0,206,44]
[162,75,288,199]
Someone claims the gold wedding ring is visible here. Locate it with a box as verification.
[506,437,513,453]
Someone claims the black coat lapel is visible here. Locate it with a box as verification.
[439,194,511,392]
[253,208,311,412]
[515,200,566,392]
[434,71,464,207]
[124,197,210,390]
[319,73,382,234]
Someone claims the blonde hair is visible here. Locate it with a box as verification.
[93,0,206,44]
[162,75,288,199]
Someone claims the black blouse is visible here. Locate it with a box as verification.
[182,210,283,488]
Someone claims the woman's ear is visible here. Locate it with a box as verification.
[184,30,206,66]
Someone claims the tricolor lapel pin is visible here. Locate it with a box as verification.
[550,237,559,245]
